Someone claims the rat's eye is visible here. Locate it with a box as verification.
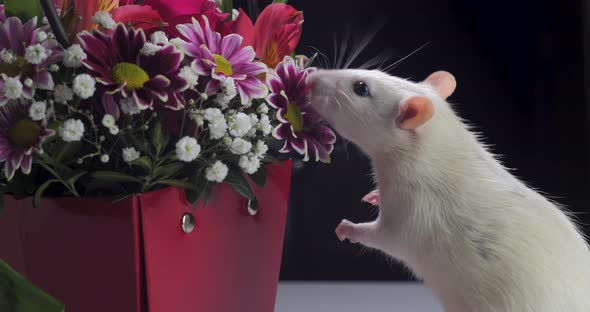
[353,81,370,97]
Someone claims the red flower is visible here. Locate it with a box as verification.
[142,0,231,38]
[72,0,165,33]
[230,3,303,68]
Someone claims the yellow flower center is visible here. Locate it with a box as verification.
[0,57,33,77]
[112,62,150,90]
[213,54,233,76]
[9,119,42,147]
[284,102,304,133]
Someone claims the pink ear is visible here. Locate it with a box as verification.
[424,71,456,100]
[396,96,434,130]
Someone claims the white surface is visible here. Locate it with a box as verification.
[275,281,443,312]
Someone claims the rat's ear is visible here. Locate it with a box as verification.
[396,96,434,130]
[423,71,456,100]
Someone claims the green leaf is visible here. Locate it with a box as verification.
[33,179,58,208]
[4,0,44,22]
[225,169,256,201]
[127,133,153,158]
[130,156,152,172]
[65,171,86,187]
[84,180,126,196]
[152,162,183,180]
[249,165,267,187]
[272,0,288,4]
[55,141,82,164]
[153,179,198,191]
[262,154,284,167]
[185,173,208,205]
[90,171,142,183]
[109,193,136,203]
[0,259,65,312]
[150,119,164,156]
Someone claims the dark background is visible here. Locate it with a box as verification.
[248,0,590,281]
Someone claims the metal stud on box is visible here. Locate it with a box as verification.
[181,213,195,233]
[247,200,257,216]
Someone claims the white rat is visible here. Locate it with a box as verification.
[309,69,590,311]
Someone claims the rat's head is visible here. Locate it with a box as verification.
[309,69,457,154]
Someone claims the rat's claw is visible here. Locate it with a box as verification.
[335,219,358,243]
[362,190,380,206]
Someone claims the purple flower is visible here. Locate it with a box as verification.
[266,55,336,163]
[177,16,268,105]
[0,101,54,179]
[0,16,62,102]
[0,5,5,22]
[78,23,189,117]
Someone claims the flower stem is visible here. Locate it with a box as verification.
[39,0,70,48]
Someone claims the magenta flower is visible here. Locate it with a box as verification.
[0,16,62,100]
[0,101,54,179]
[267,56,336,163]
[177,16,268,105]
[0,5,5,22]
[78,23,188,117]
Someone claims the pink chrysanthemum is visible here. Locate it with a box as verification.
[267,56,336,163]
[79,23,188,117]
[0,101,54,179]
[0,16,62,103]
[177,16,268,105]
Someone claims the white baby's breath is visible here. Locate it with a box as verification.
[176,136,201,162]
[228,112,252,137]
[229,137,252,155]
[24,44,49,64]
[92,11,116,29]
[203,108,227,139]
[215,77,237,107]
[140,43,162,56]
[36,31,48,42]
[169,38,185,50]
[179,66,199,89]
[0,49,16,64]
[109,125,119,135]
[102,114,115,128]
[120,97,142,115]
[100,154,110,163]
[73,74,96,99]
[259,114,272,135]
[59,119,85,142]
[29,101,47,121]
[150,31,169,45]
[257,103,269,114]
[122,147,141,163]
[24,78,34,88]
[54,84,74,104]
[63,44,87,68]
[254,140,268,157]
[239,154,261,174]
[4,76,23,100]
[205,161,229,183]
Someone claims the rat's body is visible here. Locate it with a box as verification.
[309,69,590,312]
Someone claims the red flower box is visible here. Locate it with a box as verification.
[0,161,291,312]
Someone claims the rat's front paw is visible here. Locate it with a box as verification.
[362,190,380,206]
[335,219,358,243]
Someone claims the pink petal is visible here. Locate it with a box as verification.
[102,93,120,120]
[220,34,243,60]
[21,154,32,174]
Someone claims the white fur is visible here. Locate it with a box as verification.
[310,69,590,312]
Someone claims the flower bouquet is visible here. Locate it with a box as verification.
[0,0,335,311]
